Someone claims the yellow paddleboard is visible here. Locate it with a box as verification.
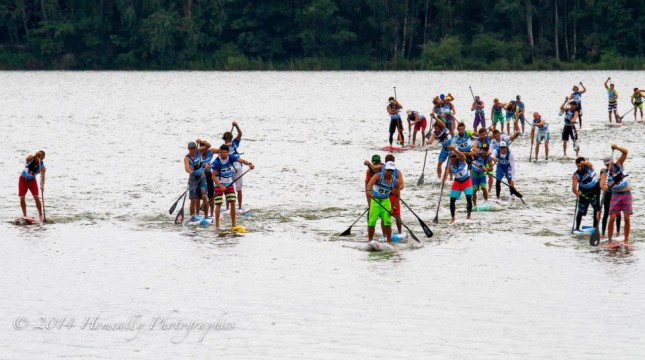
[231,225,247,233]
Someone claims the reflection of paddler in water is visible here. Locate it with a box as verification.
[386,96,404,146]
[18,150,47,222]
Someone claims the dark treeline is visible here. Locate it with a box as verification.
[1,0,644,70]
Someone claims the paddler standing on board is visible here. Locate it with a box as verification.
[599,155,621,240]
[600,144,632,247]
[442,93,456,136]
[427,116,453,181]
[604,78,620,124]
[387,96,404,147]
[490,98,505,132]
[493,141,516,202]
[365,161,401,243]
[221,122,246,213]
[471,96,486,133]
[530,112,550,161]
[210,145,254,229]
[453,122,474,168]
[18,150,46,222]
[470,143,495,207]
[406,110,427,146]
[185,142,210,221]
[569,82,586,129]
[196,138,216,217]
[560,98,580,158]
[572,157,601,233]
[444,146,473,225]
[513,95,527,135]
[631,88,644,122]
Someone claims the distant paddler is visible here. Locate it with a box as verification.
[443,146,473,225]
[196,138,217,217]
[453,122,474,168]
[504,101,516,135]
[599,155,621,240]
[529,112,550,161]
[18,150,46,222]
[406,110,427,146]
[386,96,404,146]
[365,161,401,242]
[560,98,580,158]
[210,145,255,229]
[569,81,586,129]
[470,95,486,133]
[427,115,454,181]
[572,157,601,233]
[513,95,527,134]
[470,143,495,207]
[604,77,620,124]
[630,87,644,121]
[490,98,505,133]
[184,142,210,221]
[221,121,246,212]
[442,93,457,136]
[600,144,632,246]
[494,142,516,202]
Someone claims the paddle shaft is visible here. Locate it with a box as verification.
[41,187,46,223]
[340,207,369,236]
[469,86,475,102]
[473,163,525,202]
[400,199,433,238]
[417,149,428,185]
[433,162,450,223]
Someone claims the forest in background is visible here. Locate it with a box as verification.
[1,0,643,70]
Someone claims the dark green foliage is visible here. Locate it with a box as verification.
[0,0,643,70]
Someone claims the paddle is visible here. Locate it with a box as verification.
[618,108,634,121]
[340,207,369,236]
[417,148,428,185]
[400,199,433,238]
[468,86,475,102]
[169,188,189,214]
[185,168,252,224]
[571,197,579,234]
[432,162,450,224]
[41,186,46,223]
[370,197,420,243]
[174,190,188,224]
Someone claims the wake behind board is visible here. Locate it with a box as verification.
[368,240,394,252]
[12,216,37,225]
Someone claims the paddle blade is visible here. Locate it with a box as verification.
[510,186,523,199]
[340,227,352,236]
[432,215,438,225]
[174,208,184,224]
[169,201,179,215]
[417,173,424,186]
[590,227,601,246]
[420,220,433,238]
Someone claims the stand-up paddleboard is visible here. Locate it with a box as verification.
[606,122,624,128]
[187,215,213,226]
[380,145,408,152]
[237,207,252,216]
[12,216,37,225]
[368,240,394,251]
[572,225,594,235]
[602,241,632,250]
[376,232,408,243]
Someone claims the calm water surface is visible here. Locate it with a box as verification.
[1,71,644,359]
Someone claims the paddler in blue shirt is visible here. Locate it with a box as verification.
[18,150,46,222]
[569,81,586,129]
[427,117,453,181]
[195,138,218,217]
[572,157,601,232]
[365,161,401,243]
[221,122,245,212]
[184,142,210,221]
[211,145,254,229]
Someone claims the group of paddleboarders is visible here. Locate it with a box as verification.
[571,144,631,247]
[183,122,254,228]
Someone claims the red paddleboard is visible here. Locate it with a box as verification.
[12,217,37,225]
[381,146,408,152]
[602,241,632,250]
[606,122,624,128]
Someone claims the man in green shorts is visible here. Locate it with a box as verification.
[631,88,644,121]
[365,161,401,243]
[490,98,505,132]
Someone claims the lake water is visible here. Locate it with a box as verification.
[1,71,644,359]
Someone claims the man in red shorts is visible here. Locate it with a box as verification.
[18,150,47,222]
[406,110,428,146]
[210,145,254,229]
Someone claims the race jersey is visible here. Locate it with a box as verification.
[454,132,472,152]
[434,127,452,147]
[515,101,525,114]
[472,153,492,176]
[372,170,398,199]
[607,163,629,191]
[474,102,485,115]
[572,91,583,106]
[224,139,242,170]
[201,149,214,174]
[211,154,240,184]
[388,103,402,120]
[440,104,454,122]
[505,103,516,116]
[21,159,45,180]
[564,109,577,126]
[607,89,618,104]
[186,153,204,178]
[574,167,598,190]
[475,136,491,150]
[632,92,644,104]
[433,106,442,116]
[533,118,549,132]
[492,104,503,114]
[450,159,470,182]
[496,149,514,169]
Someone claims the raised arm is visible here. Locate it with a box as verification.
[233,121,242,142]
[612,144,628,166]
[560,97,569,111]
[604,78,610,89]
[579,82,586,93]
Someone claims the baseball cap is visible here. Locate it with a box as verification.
[516,95,521,99]
[371,154,381,163]
[602,156,612,165]
[385,161,396,170]
[440,94,445,100]
[500,141,508,147]
[188,141,197,148]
